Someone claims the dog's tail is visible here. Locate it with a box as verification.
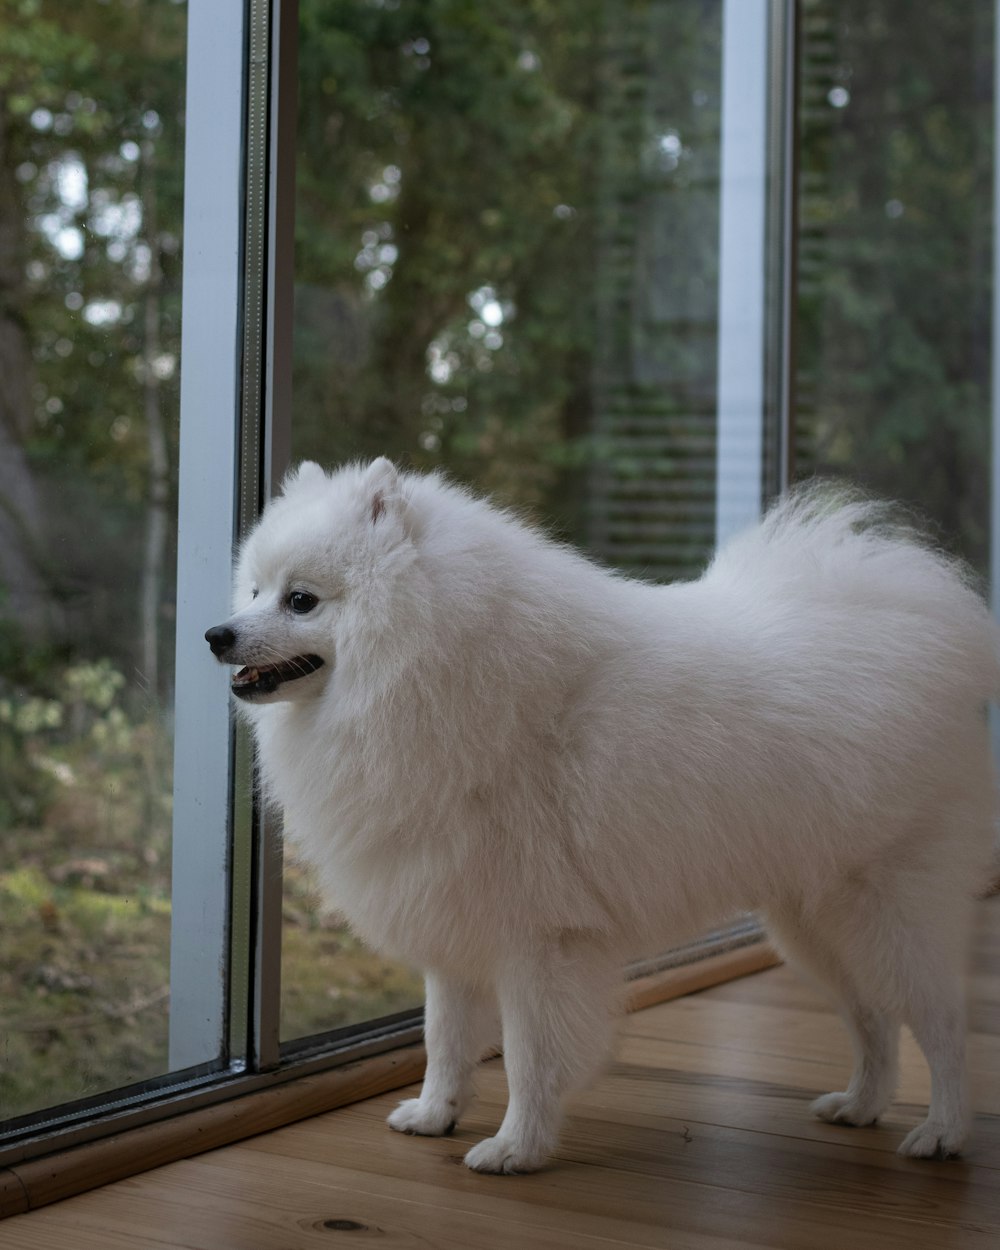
[708,480,1000,702]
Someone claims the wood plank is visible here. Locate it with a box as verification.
[248,1098,1000,1221]
[162,1127,1000,1249]
[0,1151,759,1250]
[344,1056,1000,1169]
[16,1126,998,1250]
[0,1168,29,1220]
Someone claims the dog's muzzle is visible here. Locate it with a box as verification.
[204,624,324,699]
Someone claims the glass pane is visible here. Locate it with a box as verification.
[795,0,992,573]
[0,0,187,1121]
[284,0,723,1041]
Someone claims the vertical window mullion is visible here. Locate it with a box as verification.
[990,0,1000,759]
[715,0,770,545]
[766,0,801,500]
[168,0,248,1074]
[715,0,799,539]
[241,0,299,1072]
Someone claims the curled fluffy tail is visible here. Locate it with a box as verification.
[708,481,1000,702]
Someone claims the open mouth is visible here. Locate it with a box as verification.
[231,655,324,699]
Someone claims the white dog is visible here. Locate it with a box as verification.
[206,458,998,1172]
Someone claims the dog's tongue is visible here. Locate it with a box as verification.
[230,656,323,696]
[231,663,284,696]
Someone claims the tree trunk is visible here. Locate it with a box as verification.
[0,94,58,642]
[139,135,169,699]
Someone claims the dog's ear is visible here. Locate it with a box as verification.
[281,460,327,495]
[364,457,403,527]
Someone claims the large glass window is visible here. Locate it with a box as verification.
[0,0,187,1121]
[3,0,997,1174]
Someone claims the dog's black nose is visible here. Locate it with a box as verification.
[205,624,236,657]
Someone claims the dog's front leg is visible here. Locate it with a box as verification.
[464,935,617,1174]
[388,971,492,1137]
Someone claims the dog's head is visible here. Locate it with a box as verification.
[205,457,417,705]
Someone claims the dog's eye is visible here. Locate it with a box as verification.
[288,590,318,614]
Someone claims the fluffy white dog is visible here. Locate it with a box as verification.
[206,458,998,1172]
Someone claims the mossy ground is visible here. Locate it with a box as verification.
[1,708,421,1124]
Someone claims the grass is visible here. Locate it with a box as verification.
[281,859,423,1041]
[0,760,173,1121]
[0,675,422,1125]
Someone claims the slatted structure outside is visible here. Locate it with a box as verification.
[793,0,836,480]
[587,0,723,583]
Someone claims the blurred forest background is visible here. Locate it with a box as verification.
[0,0,993,1117]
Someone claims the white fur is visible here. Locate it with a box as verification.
[213,458,999,1172]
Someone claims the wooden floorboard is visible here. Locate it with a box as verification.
[4,898,1000,1248]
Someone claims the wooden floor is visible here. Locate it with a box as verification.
[5,899,1000,1249]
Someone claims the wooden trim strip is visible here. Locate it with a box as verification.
[2,939,779,1219]
[626,940,781,1012]
[0,1167,29,1219]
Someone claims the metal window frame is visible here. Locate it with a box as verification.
[238,0,298,1077]
[765,0,800,499]
[715,0,798,548]
[168,0,305,1080]
[992,0,1000,761]
[166,0,246,1078]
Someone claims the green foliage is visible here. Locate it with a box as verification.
[294,0,604,517]
[0,648,173,1119]
[797,0,992,570]
[3,0,186,667]
[0,648,145,826]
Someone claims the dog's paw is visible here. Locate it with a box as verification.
[898,1119,965,1160]
[387,1097,457,1137]
[463,1134,548,1174]
[811,1091,880,1127]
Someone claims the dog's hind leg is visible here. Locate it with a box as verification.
[388,971,493,1137]
[463,933,618,1174]
[767,900,901,1129]
[896,968,968,1158]
[832,858,976,1158]
[888,896,973,1158]
[772,857,976,1158]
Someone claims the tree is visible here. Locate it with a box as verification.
[0,0,186,692]
[294,0,605,522]
[797,0,993,572]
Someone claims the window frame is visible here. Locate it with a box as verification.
[716,0,798,543]
[166,0,246,1080]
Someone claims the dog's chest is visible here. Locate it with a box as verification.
[294,831,486,970]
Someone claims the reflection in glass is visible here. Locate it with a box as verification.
[796,0,992,572]
[0,0,186,1120]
